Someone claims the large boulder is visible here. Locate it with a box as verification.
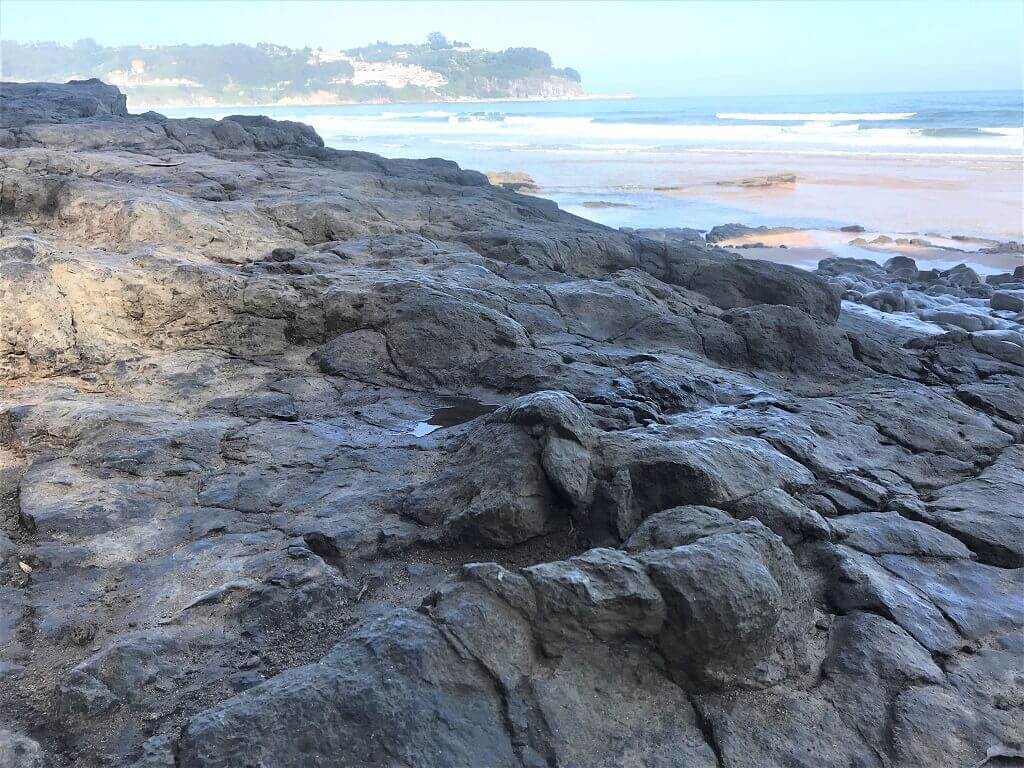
[594,433,814,539]
[640,520,810,688]
[720,304,856,372]
[672,258,841,323]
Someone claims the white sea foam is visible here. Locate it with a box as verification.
[979,126,1024,139]
[716,112,917,121]
[841,301,946,336]
[278,110,1022,157]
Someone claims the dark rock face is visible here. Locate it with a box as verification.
[674,259,841,323]
[178,610,522,768]
[1,81,1022,768]
[0,79,127,129]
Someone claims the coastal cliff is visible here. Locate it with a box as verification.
[0,80,1022,768]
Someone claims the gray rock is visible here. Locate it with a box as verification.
[178,611,519,768]
[624,226,706,245]
[955,376,1024,423]
[705,223,795,243]
[942,263,982,286]
[884,254,918,275]
[984,272,1018,286]
[861,288,913,312]
[730,488,832,545]
[992,290,1024,312]
[599,433,814,536]
[816,611,945,752]
[3,79,1021,768]
[728,303,865,374]
[622,505,737,552]
[403,391,593,546]
[971,329,1024,364]
[702,687,881,768]
[640,521,808,688]
[0,730,45,768]
[0,78,127,128]
[673,259,841,323]
[916,445,1024,567]
[919,308,996,332]
[830,511,972,559]
[524,548,665,647]
[128,735,179,768]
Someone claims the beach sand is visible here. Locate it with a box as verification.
[650,151,1023,242]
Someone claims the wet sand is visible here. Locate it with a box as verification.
[646,151,1023,241]
[717,228,1022,275]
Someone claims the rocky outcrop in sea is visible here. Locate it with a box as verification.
[1,80,1022,768]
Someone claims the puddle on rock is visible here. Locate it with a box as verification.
[410,397,500,437]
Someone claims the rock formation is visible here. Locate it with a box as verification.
[1,80,1021,768]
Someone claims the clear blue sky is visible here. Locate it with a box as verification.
[2,0,1022,96]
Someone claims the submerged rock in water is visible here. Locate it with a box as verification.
[713,173,797,188]
[623,226,707,244]
[705,222,799,243]
[582,200,634,208]
[1,80,1022,768]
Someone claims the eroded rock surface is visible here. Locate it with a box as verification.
[1,80,1022,768]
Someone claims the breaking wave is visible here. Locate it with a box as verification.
[716,111,917,121]
[296,111,1023,156]
[164,93,1023,158]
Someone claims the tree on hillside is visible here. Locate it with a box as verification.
[499,47,551,70]
[427,32,448,50]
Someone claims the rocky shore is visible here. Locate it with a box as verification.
[1,80,1022,768]
[627,223,1024,343]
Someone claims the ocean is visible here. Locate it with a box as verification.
[159,90,1024,241]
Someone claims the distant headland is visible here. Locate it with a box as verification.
[0,34,595,106]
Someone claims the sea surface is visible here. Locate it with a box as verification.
[160,90,1024,239]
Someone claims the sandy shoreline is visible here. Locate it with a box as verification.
[591,150,1023,242]
[662,156,1020,234]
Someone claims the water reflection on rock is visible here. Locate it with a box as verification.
[411,397,501,436]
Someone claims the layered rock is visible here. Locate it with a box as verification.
[1,81,1021,768]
